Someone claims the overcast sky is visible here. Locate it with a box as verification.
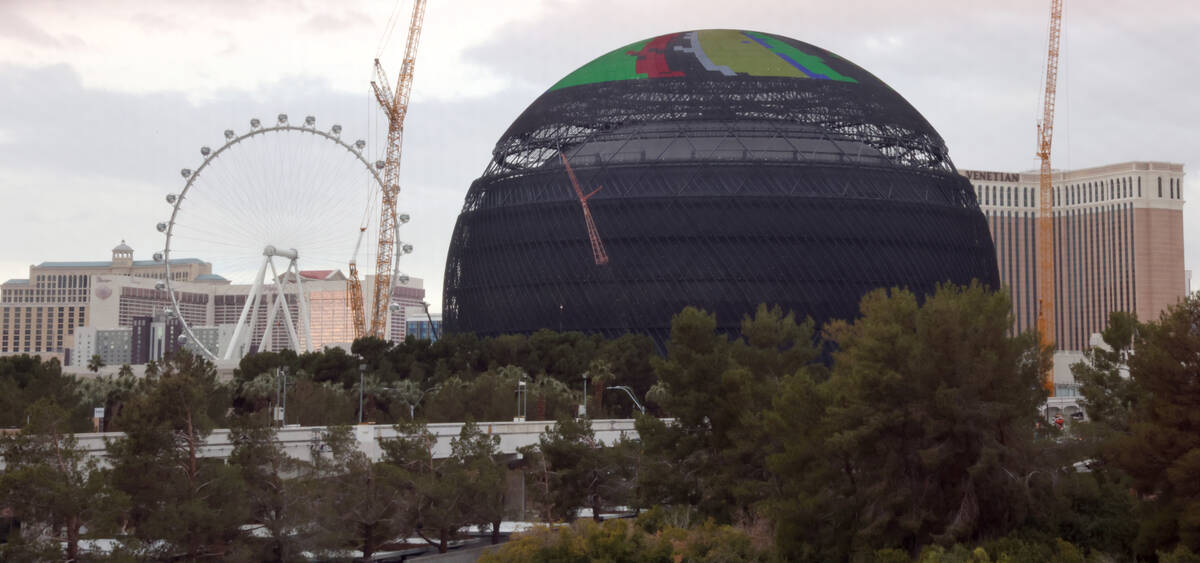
[1,0,1196,311]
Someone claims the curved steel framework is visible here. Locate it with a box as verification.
[444,31,999,348]
[160,116,386,361]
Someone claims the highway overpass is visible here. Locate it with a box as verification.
[60,418,642,466]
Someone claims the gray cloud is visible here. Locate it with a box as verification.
[302,11,373,34]
[0,7,60,47]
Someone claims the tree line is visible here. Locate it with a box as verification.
[2,281,1200,560]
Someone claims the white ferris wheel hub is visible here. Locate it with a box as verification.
[262,246,299,260]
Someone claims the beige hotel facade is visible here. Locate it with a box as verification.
[0,242,427,369]
[963,161,1187,355]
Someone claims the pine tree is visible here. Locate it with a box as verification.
[0,400,128,561]
[1107,295,1200,555]
[380,420,505,552]
[227,413,312,561]
[450,421,508,544]
[766,283,1050,558]
[637,304,820,520]
[106,350,247,560]
[308,425,410,560]
[1073,311,1141,433]
[522,416,637,523]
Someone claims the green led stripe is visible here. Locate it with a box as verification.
[550,38,651,91]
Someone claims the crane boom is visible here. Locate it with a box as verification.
[346,227,368,340]
[560,153,610,266]
[1036,0,1063,394]
[365,0,427,339]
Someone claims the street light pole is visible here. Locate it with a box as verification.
[275,366,287,426]
[516,379,527,422]
[581,373,588,418]
[606,385,646,415]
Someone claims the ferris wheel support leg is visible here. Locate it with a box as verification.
[267,258,302,353]
[290,257,313,353]
[247,287,265,353]
[261,286,284,353]
[224,256,270,361]
[245,274,267,354]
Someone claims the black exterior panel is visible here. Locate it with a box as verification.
[444,30,999,348]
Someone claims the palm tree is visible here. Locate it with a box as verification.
[531,374,572,420]
[86,354,105,374]
[584,359,614,415]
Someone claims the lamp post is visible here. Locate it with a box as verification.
[380,385,432,420]
[515,379,527,422]
[275,366,288,426]
[581,373,588,418]
[606,385,646,415]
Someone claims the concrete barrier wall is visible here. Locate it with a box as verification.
[47,418,643,467]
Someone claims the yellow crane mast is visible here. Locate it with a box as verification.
[347,227,368,340]
[347,0,428,339]
[1036,0,1063,394]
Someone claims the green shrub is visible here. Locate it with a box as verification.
[1159,545,1200,563]
[480,516,772,562]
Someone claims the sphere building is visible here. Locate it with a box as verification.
[443,30,999,346]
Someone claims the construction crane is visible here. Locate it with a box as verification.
[347,0,427,339]
[346,227,368,340]
[1036,0,1064,394]
[560,153,610,265]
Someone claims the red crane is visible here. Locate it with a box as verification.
[560,153,610,265]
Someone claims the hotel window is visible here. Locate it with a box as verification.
[1158,177,1163,197]
[1138,177,1142,197]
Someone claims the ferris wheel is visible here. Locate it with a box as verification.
[156,113,401,362]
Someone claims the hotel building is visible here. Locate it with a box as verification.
[964,161,1186,353]
[0,242,426,369]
